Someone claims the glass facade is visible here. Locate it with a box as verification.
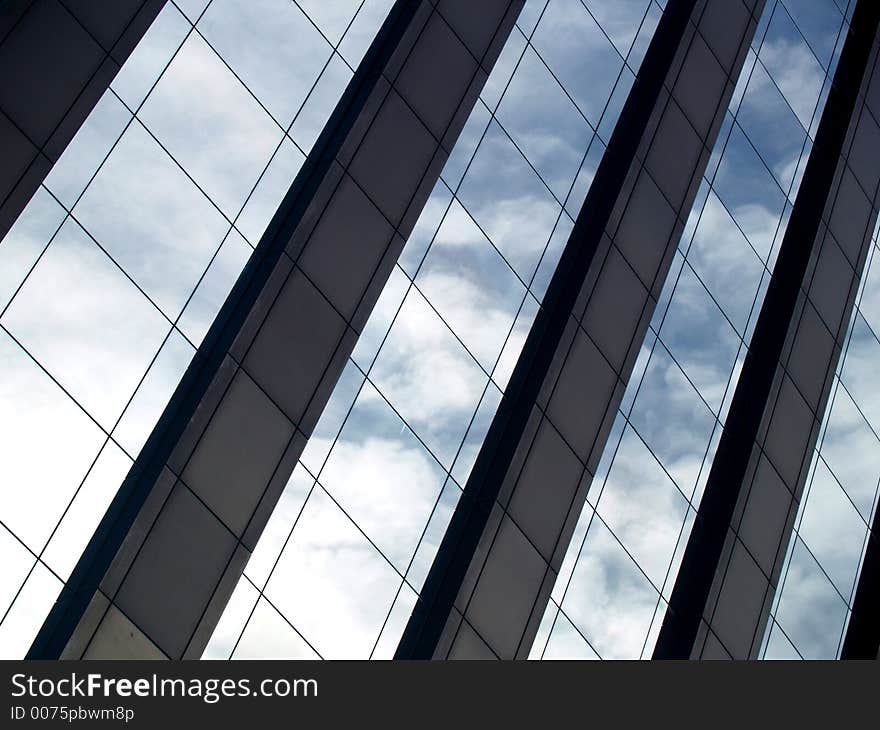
[1,0,877,662]
[205,0,664,659]
[530,0,854,659]
[0,0,393,659]
[763,219,880,659]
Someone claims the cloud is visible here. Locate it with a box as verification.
[560,515,659,659]
[0,561,62,660]
[73,118,230,319]
[595,426,689,589]
[816,382,880,521]
[1,218,171,429]
[657,262,742,414]
[457,122,562,281]
[369,287,488,468]
[758,10,826,130]
[773,537,849,658]
[318,384,448,572]
[263,487,401,659]
[198,0,334,127]
[627,342,716,499]
[736,59,807,194]
[137,31,284,220]
[495,45,591,200]
[416,201,525,369]
[530,0,626,126]
[797,459,867,601]
[542,607,599,659]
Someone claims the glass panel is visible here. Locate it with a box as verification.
[225,0,662,658]
[233,597,321,659]
[319,381,448,572]
[415,200,525,370]
[0,188,65,311]
[41,441,133,581]
[263,488,400,659]
[2,218,170,428]
[542,609,600,659]
[544,0,850,659]
[0,562,62,660]
[764,234,880,659]
[137,33,283,219]
[457,122,560,281]
[198,0,334,127]
[773,538,849,659]
[369,289,488,468]
[597,427,689,588]
[561,516,659,659]
[0,0,394,657]
[73,120,230,318]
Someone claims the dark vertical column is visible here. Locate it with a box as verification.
[396,0,766,660]
[655,0,880,660]
[0,0,166,241]
[27,0,525,660]
[842,511,880,659]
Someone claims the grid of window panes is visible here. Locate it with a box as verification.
[530,0,854,660]
[0,0,393,659]
[762,220,880,660]
[205,0,664,660]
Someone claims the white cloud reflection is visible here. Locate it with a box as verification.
[0,0,384,659]
[544,0,851,660]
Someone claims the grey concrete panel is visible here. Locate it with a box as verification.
[0,109,38,202]
[786,301,837,413]
[709,539,768,658]
[581,246,650,373]
[645,100,704,208]
[614,171,679,289]
[61,0,143,51]
[453,503,504,616]
[849,110,880,199]
[447,619,497,660]
[435,0,512,63]
[829,166,873,268]
[348,88,437,226]
[183,370,295,536]
[736,455,792,577]
[83,604,167,660]
[546,328,618,463]
[462,515,547,659]
[0,0,105,147]
[701,629,734,660]
[808,233,857,340]
[394,11,478,140]
[0,1,34,41]
[507,420,583,563]
[697,0,752,74]
[243,269,347,426]
[762,375,815,498]
[59,591,110,660]
[673,33,728,141]
[114,484,237,658]
[98,467,177,600]
[298,173,395,321]
[182,544,250,659]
